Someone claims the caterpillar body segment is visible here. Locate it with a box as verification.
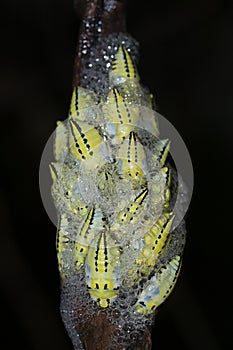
[117,131,147,180]
[86,231,121,308]
[135,255,182,314]
[150,166,171,212]
[151,166,171,210]
[127,212,174,281]
[69,86,99,121]
[102,88,140,142]
[105,88,133,125]
[155,139,171,167]
[149,166,171,212]
[69,119,104,161]
[117,188,148,224]
[74,207,96,270]
[110,45,138,84]
[139,213,175,268]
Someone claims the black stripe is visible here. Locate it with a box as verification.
[163,168,170,205]
[81,208,95,239]
[113,88,123,124]
[127,132,132,162]
[69,121,86,159]
[72,120,83,138]
[158,140,169,164]
[69,120,78,143]
[95,232,103,272]
[135,188,148,204]
[103,232,108,272]
[161,215,170,234]
[133,132,138,162]
[71,120,94,156]
[128,188,148,217]
[122,46,130,78]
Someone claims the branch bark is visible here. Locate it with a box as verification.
[73,0,127,87]
[69,1,152,349]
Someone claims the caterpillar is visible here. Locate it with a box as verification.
[135,255,182,313]
[86,228,121,308]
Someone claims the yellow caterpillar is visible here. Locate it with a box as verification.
[86,230,121,308]
[135,255,182,313]
[102,88,141,143]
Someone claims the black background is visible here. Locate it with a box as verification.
[1,1,232,349]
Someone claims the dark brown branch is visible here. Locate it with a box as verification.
[75,308,152,350]
[73,0,127,87]
[69,1,152,349]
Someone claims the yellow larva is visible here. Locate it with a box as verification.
[102,88,141,143]
[69,86,98,121]
[74,207,95,270]
[135,255,181,313]
[139,212,175,270]
[69,119,103,161]
[117,188,148,224]
[86,231,121,308]
[117,131,147,180]
[110,45,139,82]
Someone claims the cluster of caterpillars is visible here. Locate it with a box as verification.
[51,45,182,313]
